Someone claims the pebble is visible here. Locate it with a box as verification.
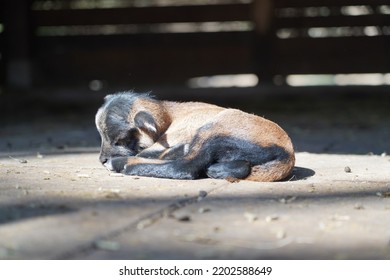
[93,240,120,251]
[331,214,350,221]
[279,196,297,204]
[354,203,365,210]
[376,192,390,198]
[104,192,121,199]
[276,230,286,239]
[109,173,124,177]
[9,156,27,163]
[244,212,258,223]
[265,214,279,222]
[198,207,211,214]
[344,166,352,173]
[198,190,208,199]
[175,215,191,222]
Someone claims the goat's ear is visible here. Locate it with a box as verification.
[134,111,158,135]
[104,94,114,102]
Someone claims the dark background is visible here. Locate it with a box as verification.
[0,0,389,155]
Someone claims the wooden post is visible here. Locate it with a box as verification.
[3,0,33,89]
[252,0,275,85]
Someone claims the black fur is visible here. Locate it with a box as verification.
[119,136,289,180]
[97,93,154,163]
[111,157,129,172]
[206,160,251,179]
[159,144,188,160]
[124,160,197,180]
[96,92,294,181]
[136,144,187,159]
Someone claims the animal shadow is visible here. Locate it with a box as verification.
[287,166,315,181]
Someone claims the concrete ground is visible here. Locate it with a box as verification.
[0,88,390,259]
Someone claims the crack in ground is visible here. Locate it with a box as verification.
[55,189,216,259]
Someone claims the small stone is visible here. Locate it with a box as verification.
[198,190,207,198]
[265,214,279,222]
[213,226,221,232]
[94,240,120,251]
[279,196,297,204]
[354,203,365,210]
[244,212,258,223]
[104,190,121,199]
[109,173,124,177]
[332,214,350,221]
[198,207,211,214]
[376,192,390,198]
[174,214,191,222]
[276,230,286,239]
[344,166,352,173]
[9,156,27,163]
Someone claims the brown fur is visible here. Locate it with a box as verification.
[96,93,295,182]
[130,106,294,181]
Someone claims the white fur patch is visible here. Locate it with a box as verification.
[104,160,114,171]
[184,144,190,155]
[144,122,157,133]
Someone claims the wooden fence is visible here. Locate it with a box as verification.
[0,0,389,88]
